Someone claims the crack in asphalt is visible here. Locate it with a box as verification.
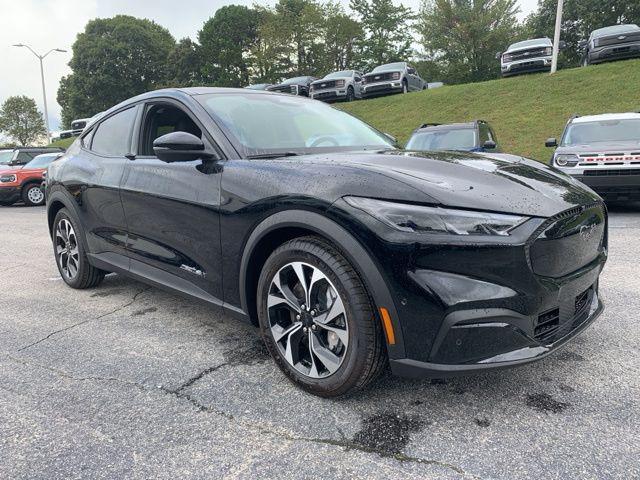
[17,287,151,352]
[3,354,477,478]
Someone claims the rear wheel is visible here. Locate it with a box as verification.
[22,183,45,206]
[346,86,355,102]
[53,208,105,289]
[257,236,386,397]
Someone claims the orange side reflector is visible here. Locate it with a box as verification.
[379,307,396,345]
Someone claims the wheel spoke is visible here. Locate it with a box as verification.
[309,332,341,374]
[284,326,303,365]
[271,274,301,313]
[315,295,345,326]
[291,262,309,304]
[272,322,302,343]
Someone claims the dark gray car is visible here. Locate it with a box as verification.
[581,24,640,66]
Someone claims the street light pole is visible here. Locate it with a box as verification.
[12,44,66,144]
[550,0,564,74]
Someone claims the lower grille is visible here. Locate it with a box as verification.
[535,308,560,342]
[584,169,640,176]
[575,288,591,314]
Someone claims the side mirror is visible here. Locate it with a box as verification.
[558,40,567,50]
[153,131,215,163]
[483,140,497,150]
[495,52,503,60]
[578,40,588,49]
[545,137,558,148]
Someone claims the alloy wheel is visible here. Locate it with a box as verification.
[27,186,44,205]
[267,261,349,379]
[55,218,80,279]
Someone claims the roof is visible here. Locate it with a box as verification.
[571,112,640,123]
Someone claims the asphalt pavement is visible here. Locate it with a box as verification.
[1,204,639,479]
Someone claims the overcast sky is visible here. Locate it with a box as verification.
[1,0,539,133]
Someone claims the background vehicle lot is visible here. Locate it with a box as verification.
[1,205,639,479]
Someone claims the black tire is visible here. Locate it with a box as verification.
[52,208,105,289]
[346,86,355,102]
[582,56,589,67]
[402,80,408,93]
[22,183,46,206]
[0,200,15,206]
[257,236,386,397]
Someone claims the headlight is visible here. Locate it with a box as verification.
[345,197,528,236]
[0,174,17,183]
[335,80,345,88]
[391,72,401,80]
[544,47,553,55]
[555,154,579,167]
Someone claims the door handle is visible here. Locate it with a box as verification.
[125,154,136,161]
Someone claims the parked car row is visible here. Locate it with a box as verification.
[498,23,640,78]
[0,151,62,206]
[246,61,427,103]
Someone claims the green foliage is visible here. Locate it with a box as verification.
[198,5,259,86]
[338,59,640,162]
[525,0,640,67]
[49,137,75,149]
[417,0,521,84]
[57,15,175,126]
[350,0,415,70]
[323,3,363,70]
[165,38,205,87]
[0,96,47,146]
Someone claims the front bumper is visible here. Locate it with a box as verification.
[0,186,20,204]
[589,43,640,63]
[311,89,348,102]
[361,82,403,97]
[502,57,552,76]
[571,171,640,201]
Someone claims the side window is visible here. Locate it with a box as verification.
[91,107,137,156]
[15,151,33,162]
[140,104,202,156]
[478,123,490,144]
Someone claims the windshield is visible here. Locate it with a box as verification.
[325,71,353,79]
[0,150,14,164]
[25,153,58,169]
[509,38,551,50]
[282,77,310,85]
[592,24,639,38]
[406,129,477,151]
[372,63,405,72]
[562,119,640,145]
[196,93,394,155]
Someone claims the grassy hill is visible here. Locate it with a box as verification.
[49,137,75,149]
[338,59,640,163]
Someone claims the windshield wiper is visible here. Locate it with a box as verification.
[246,152,300,159]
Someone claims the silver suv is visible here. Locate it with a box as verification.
[310,70,363,102]
[361,62,426,98]
[499,38,562,77]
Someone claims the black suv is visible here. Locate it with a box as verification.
[0,147,64,170]
[580,24,640,66]
[46,87,605,397]
[406,121,499,152]
[267,76,317,96]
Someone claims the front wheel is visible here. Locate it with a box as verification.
[22,183,45,206]
[52,208,105,289]
[257,236,386,397]
[346,86,355,102]
[402,80,408,94]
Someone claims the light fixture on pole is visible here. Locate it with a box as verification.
[12,44,67,143]
[550,0,564,74]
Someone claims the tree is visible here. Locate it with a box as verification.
[417,0,521,84]
[350,0,415,71]
[323,3,364,70]
[165,38,205,87]
[526,0,640,67]
[57,15,175,125]
[198,5,259,86]
[0,96,47,146]
[249,8,293,83]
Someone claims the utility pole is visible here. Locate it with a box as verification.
[550,0,564,74]
[12,44,67,144]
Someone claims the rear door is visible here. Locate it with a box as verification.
[119,98,225,306]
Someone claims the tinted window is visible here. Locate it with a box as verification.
[24,154,58,169]
[406,129,477,151]
[91,107,137,156]
[140,104,202,156]
[373,63,405,72]
[325,71,353,79]
[15,152,34,162]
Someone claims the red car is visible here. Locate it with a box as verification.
[0,152,62,206]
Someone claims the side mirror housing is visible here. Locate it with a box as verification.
[153,131,215,163]
[578,40,588,49]
[483,140,497,150]
[545,137,558,148]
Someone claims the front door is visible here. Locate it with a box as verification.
[119,100,225,306]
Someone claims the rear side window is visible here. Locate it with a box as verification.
[91,107,137,156]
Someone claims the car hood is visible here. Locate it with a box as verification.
[272,150,599,217]
[555,140,640,154]
[506,43,551,53]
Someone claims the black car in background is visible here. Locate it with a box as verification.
[267,76,317,96]
[581,24,640,66]
[361,62,426,98]
[46,87,606,397]
[0,146,64,170]
[406,120,499,152]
